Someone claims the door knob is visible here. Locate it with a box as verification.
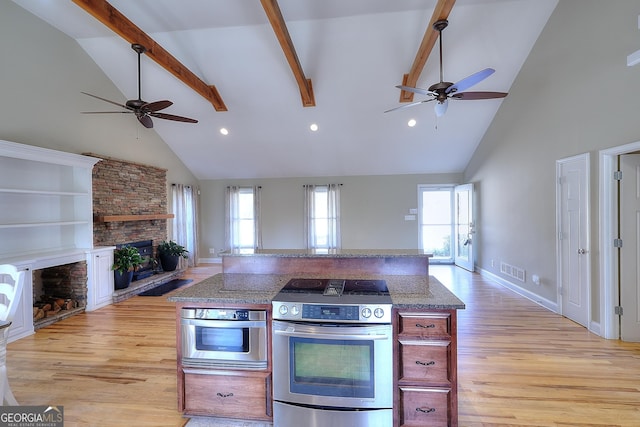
[577,248,586,254]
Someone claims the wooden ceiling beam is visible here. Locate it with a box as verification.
[71,0,227,111]
[260,0,315,107]
[399,0,456,103]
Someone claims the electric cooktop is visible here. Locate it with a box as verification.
[272,278,393,323]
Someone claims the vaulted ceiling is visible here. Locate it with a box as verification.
[13,0,558,180]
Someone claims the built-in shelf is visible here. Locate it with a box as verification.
[0,188,89,196]
[0,221,90,229]
[95,214,175,223]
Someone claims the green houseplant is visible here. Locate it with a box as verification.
[112,245,145,289]
[157,240,189,272]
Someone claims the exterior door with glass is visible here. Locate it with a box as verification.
[454,184,474,271]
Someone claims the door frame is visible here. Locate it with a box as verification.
[599,139,640,339]
[556,153,590,328]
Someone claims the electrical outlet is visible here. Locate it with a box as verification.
[209,248,215,254]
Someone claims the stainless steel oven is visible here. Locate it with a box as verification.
[180,308,267,370]
[272,278,394,427]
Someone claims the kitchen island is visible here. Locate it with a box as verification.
[169,250,464,427]
[168,272,464,310]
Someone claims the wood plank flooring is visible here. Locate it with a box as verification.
[6,264,640,426]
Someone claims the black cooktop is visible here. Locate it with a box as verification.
[280,278,389,296]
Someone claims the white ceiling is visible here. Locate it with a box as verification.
[13,0,557,180]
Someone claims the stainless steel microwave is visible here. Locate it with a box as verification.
[180,308,267,370]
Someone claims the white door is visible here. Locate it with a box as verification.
[557,154,590,328]
[454,184,474,271]
[619,154,640,341]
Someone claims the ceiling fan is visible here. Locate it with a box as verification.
[81,43,198,129]
[385,19,508,117]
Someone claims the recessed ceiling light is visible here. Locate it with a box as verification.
[220,128,229,135]
[408,119,417,127]
[310,123,318,132]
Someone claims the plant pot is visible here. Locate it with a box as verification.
[114,270,134,290]
[159,254,179,272]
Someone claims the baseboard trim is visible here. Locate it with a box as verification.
[478,267,558,313]
[198,257,222,264]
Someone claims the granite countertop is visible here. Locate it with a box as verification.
[168,273,464,309]
[220,249,433,258]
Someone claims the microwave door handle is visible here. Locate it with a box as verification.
[273,330,390,341]
[181,319,266,328]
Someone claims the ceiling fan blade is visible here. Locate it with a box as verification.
[451,91,508,100]
[81,111,132,114]
[446,68,495,94]
[150,112,198,123]
[137,115,154,128]
[384,99,434,113]
[143,100,173,112]
[81,92,129,110]
[395,85,434,96]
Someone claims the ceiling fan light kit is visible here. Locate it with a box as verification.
[385,19,508,117]
[81,43,198,129]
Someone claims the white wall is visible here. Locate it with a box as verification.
[198,173,462,254]
[465,0,640,322]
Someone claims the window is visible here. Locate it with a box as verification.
[418,185,453,263]
[225,186,262,253]
[304,184,341,251]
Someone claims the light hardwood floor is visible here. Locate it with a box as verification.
[6,265,640,426]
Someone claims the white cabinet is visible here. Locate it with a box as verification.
[86,247,115,311]
[4,262,35,343]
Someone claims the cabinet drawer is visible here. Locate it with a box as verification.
[184,371,271,420]
[398,312,451,338]
[399,386,451,427]
[399,340,451,383]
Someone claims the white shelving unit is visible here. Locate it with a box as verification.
[0,140,104,342]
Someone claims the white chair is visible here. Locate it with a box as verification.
[0,264,25,406]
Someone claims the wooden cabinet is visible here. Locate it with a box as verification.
[183,369,272,420]
[86,247,115,311]
[176,302,272,422]
[395,310,458,427]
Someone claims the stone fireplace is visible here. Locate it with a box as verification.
[32,261,87,329]
[88,154,170,257]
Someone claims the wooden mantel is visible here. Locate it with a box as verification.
[95,214,174,223]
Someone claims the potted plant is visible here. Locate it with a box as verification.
[112,245,144,290]
[157,240,189,272]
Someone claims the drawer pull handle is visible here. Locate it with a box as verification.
[416,407,436,414]
[416,360,435,366]
[216,392,234,398]
[416,323,436,329]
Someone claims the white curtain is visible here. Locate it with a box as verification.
[225,186,262,252]
[303,184,341,250]
[171,184,199,268]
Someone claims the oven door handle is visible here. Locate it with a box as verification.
[181,319,266,328]
[274,330,390,341]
